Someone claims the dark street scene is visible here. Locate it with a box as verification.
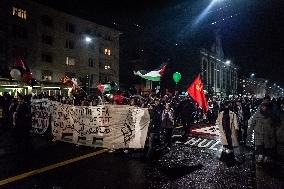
[0,0,284,188]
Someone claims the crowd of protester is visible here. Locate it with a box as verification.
[0,90,283,165]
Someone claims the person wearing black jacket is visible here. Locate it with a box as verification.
[179,97,195,141]
[242,100,251,145]
[145,98,164,157]
[149,98,164,134]
[12,94,31,151]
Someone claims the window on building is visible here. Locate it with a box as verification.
[104,75,110,82]
[41,15,53,27]
[90,74,95,85]
[88,58,95,67]
[66,23,75,33]
[104,35,112,41]
[42,34,53,45]
[41,53,53,63]
[210,62,214,87]
[11,25,27,39]
[42,70,53,81]
[12,7,27,20]
[104,48,111,56]
[104,65,111,70]
[217,64,221,88]
[66,56,76,66]
[65,39,75,49]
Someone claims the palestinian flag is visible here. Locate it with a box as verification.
[133,64,166,82]
[97,83,111,93]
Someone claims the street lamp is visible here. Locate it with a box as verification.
[85,36,92,43]
[225,60,231,65]
[250,73,255,77]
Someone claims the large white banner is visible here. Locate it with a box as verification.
[31,100,150,149]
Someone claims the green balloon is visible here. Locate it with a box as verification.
[173,72,181,83]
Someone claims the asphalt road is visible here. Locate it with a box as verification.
[0,125,283,189]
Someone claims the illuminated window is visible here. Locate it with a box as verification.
[104,48,111,56]
[66,57,76,66]
[104,65,111,70]
[12,7,27,20]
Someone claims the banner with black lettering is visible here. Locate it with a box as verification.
[31,100,150,149]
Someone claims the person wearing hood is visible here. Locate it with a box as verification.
[248,102,276,164]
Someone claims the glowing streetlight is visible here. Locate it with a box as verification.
[250,73,255,77]
[225,60,231,65]
[85,36,92,43]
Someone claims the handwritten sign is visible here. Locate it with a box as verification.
[31,99,51,135]
[31,100,150,149]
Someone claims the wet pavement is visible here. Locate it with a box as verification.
[0,124,283,189]
[1,144,255,189]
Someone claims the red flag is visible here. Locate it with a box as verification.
[60,75,74,87]
[15,57,26,71]
[158,64,167,76]
[187,74,209,112]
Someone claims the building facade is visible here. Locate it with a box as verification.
[200,34,238,96]
[0,0,120,95]
[239,77,284,98]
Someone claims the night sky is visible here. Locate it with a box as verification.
[34,0,284,88]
